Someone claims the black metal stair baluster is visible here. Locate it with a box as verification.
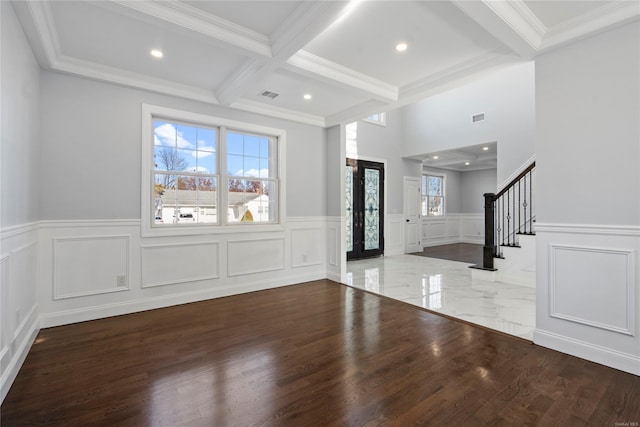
[507,190,511,246]
[518,179,521,234]
[529,170,533,234]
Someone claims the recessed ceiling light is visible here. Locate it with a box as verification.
[465,162,470,166]
[395,42,408,52]
[433,155,439,160]
[150,49,163,59]
[483,147,489,151]
[303,94,312,100]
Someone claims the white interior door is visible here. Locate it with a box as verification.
[403,177,421,253]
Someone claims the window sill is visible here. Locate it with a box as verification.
[141,222,285,238]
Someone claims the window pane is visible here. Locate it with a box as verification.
[197,152,216,174]
[197,128,216,152]
[176,148,197,172]
[197,177,217,224]
[154,120,176,147]
[243,156,260,177]
[244,135,260,157]
[228,155,243,176]
[429,176,443,196]
[421,176,428,196]
[175,124,197,150]
[260,138,270,158]
[227,132,244,155]
[428,196,443,216]
[227,179,275,223]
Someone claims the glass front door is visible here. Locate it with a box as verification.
[346,159,384,260]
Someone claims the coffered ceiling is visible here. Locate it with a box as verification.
[12,0,639,127]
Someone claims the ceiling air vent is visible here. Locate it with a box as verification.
[259,90,279,99]
[472,113,485,123]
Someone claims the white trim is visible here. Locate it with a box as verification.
[38,271,326,329]
[0,319,39,403]
[497,154,535,192]
[52,235,131,300]
[549,244,635,336]
[140,104,287,238]
[0,222,40,239]
[536,223,640,236]
[287,50,398,102]
[110,0,271,58]
[40,219,141,228]
[534,329,640,376]
[140,241,220,288]
[230,99,326,128]
[226,237,286,277]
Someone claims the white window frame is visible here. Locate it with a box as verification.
[141,104,286,237]
[362,112,386,127]
[422,173,445,217]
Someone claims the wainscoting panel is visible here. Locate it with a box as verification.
[535,223,640,375]
[550,244,634,335]
[227,238,285,277]
[291,228,323,268]
[462,214,484,244]
[141,241,220,288]
[385,214,404,256]
[0,256,9,361]
[53,236,130,299]
[0,223,40,403]
[11,242,38,336]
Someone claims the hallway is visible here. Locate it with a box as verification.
[346,254,535,340]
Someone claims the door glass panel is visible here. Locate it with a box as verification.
[364,168,380,250]
[346,165,353,253]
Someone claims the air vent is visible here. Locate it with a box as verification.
[259,90,279,99]
[472,113,485,123]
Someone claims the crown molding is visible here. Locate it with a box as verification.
[231,99,326,128]
[398,47,519,104]
[483,0,545,49]
[110,0,272,58]
[53,55,220,105]
[540,1,640,52]
[287,50,398,102]
[12,0,61,68]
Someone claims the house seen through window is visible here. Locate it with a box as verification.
[151,116,278,227]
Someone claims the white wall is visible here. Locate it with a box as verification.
[0,2,41,400]
[39,72,327,220]
[535,21,640,375]
[460,169,497,214]
[402,62,535,185]
[356,110,422,215]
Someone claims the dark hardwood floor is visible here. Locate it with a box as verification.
[2,280,638,426]
[411,243,483,265]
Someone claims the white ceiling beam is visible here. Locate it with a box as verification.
[215,1,355,106]
[109,0,272,58]
[286,50,398,102]
[450,0,540,59]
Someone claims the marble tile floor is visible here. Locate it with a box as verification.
[346,254,535,340]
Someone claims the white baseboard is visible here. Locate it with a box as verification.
[534,329,640,376]
[1,320,39,402]
[40,270,326,328]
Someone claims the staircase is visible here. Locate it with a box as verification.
[471,162,536,288]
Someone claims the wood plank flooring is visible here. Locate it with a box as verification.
[2,280,639,426]
[410,243,483,265]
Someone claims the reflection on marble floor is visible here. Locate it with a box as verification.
[346,255,535,340]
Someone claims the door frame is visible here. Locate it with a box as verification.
[345,155,387,260]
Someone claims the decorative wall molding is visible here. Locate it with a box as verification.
[227,238,286,277]
[141,241,220,288]
[0,221,40,240]
[549,244,635,336]
[291,228,324,268]
[53,235,131,299]
[385,214,404,256]
[421,213,484,247]
[536,223,640,236]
